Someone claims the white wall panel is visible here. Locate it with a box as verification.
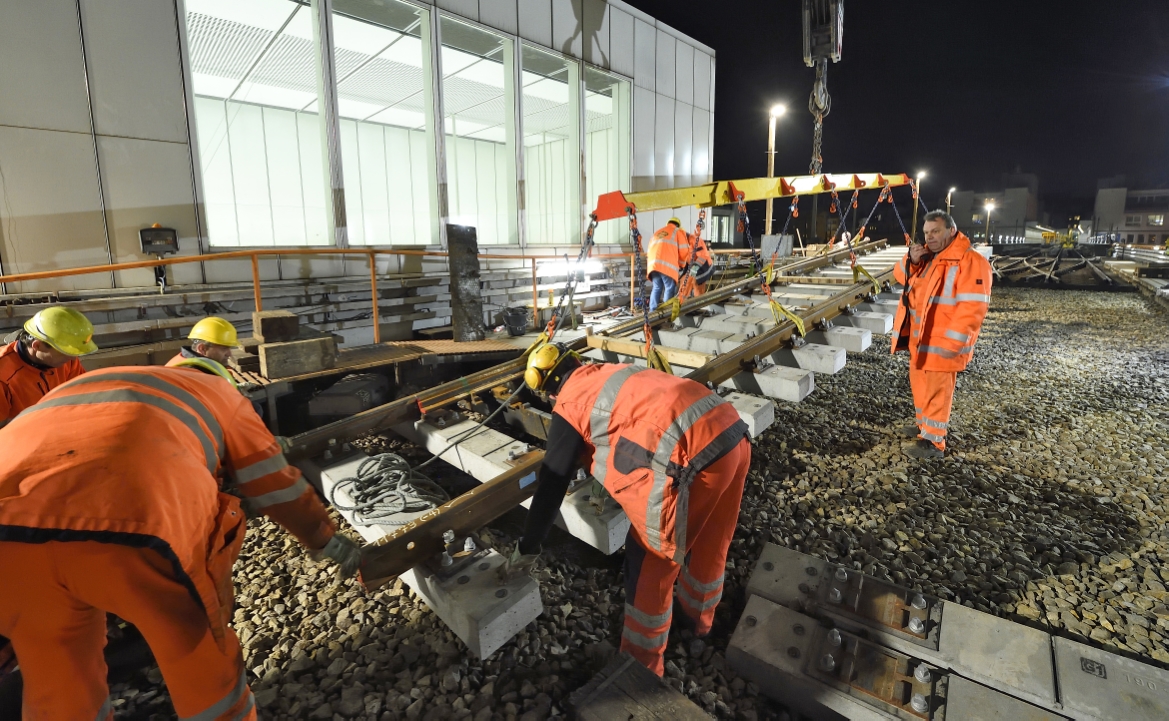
[608,7,634,78]
[708,55,717,114]
[474,141,499,244]
[0,127,110,292]
[518,0,553,49]
[675,42,694,106]
[357,122,391,245]
[632,19,655,91]
[436,0,478,22]
[386,128,417,245]
[408,131,432,244]
[693,50,711,111]
[632,85,655,188]
[79,0,188,143]
[582,0,609,68]
[265,108,309,246]
[296,113,328,245]
[654,94,674,185]
[228,103,275,246]
[552,0,583,59]
[193,98,238,247]
[692,107,710,181]
[96,136,200,287]
[479,0,518,35]
[674,103,692,185]
[654,30,675,99]
[339,119,364,245]
[0,0,91,133]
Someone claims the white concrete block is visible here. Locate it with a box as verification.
[318,452,432,542]
[720,365,814,403]
[835,311,893,334]
[657,326,699,349]
[856,300,899,315]
[804,326,872,353]
[689,329,733,353]
[393,419,525,481]
[717,333,751,353]
[771,342,846,375]
[400,550,543,659]
[698,315,754,334]
[554,482,630,555]
[724,392,774,437]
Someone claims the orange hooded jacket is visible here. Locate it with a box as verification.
[0,340,85,426]
[892,231,993,372]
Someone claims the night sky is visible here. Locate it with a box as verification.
[624,0,1169,222]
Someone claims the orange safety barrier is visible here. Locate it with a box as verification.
[0,247,662,344]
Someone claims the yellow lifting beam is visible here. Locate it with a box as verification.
[591,172,910,221]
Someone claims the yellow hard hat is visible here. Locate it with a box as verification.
[23,307,98,356]
[668,217,682,227]
[171,356,238,387]
[524,342,578,392]
[188,317,239,348]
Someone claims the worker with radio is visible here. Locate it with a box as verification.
[169,316,240,370]
[0,306,97,427]
[0,365,361,720]
[502,344,751,675]
[647,217,692,308]
[893,210,992,459]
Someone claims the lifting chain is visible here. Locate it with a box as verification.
[627,208,671,374]
[807,59,832,174]
[536,216,598,347]
[674,209,708,308]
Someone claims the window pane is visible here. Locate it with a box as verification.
[584,66,630,246]
[441,17,515,246]
[186,0,328,247]
[332,0,433,246]
[522,45,579,245]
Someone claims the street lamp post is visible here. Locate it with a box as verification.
[910,171,926,243]
[947,187,956,215]
[985,201,995,243]
[764,104,786,236]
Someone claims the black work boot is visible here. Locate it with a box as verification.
[904,439,944,459]
[898,424,920,438]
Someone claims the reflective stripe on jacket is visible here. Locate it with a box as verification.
[892,232,993,371]
[552,364,748,563]
[648,225,691,282]
[0,366,335,646]
[0,341,85,427]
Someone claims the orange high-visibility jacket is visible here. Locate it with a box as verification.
[0,340,85,427]
[692,236,713,268]
[553,364,747,562]
[647,225,691,282]
[0,366,335,646]
[892,232,993,371]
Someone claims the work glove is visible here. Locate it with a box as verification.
[496,545,540,583]
[588,478,608,516]
[274,435,294,455]
[311,534,362,580]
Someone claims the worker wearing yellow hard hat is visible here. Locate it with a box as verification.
[166,317,240,379]
[0,307,97,426]
[647,216,692,309]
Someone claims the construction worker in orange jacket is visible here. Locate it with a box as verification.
[0,307,97,427]
[168,316,240,369]
[892,210,992,459]
[688,234,715,296]
[502,344,750,675]
[647,218,691,308]
[0,365,360,720]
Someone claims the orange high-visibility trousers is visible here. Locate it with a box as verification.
[0,541,256,721]
[909,366,957,450]
[621,437,750,675]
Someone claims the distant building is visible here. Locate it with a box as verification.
[950,186,1037,243]
[1093,186,1169,245]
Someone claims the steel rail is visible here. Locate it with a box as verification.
[356,257,895,588]
[286,239,889,461]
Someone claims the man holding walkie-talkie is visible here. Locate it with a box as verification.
[892,211,993,459]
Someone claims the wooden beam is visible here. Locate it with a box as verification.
[584,332,712,368]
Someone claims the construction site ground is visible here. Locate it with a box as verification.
[106,287,1169,720]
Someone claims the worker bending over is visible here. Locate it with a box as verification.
[169,316,239,370]
[504,345,750,675]
[893,211,992,459]
[689,234,715,296]
[0,365,360,720]
[0,307,97,427]
[647,217,691,308]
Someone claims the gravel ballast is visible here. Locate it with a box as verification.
[108,287,1168,720]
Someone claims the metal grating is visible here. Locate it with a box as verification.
[187,13,274,85]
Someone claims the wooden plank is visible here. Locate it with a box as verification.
[252,310,299,343]
[259,337,336,379]
[584,332,712,369]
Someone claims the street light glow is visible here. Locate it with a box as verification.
[985,202,996,212]
[770,104,787,118]
[916,170,927,180]
[949,187,957,193]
